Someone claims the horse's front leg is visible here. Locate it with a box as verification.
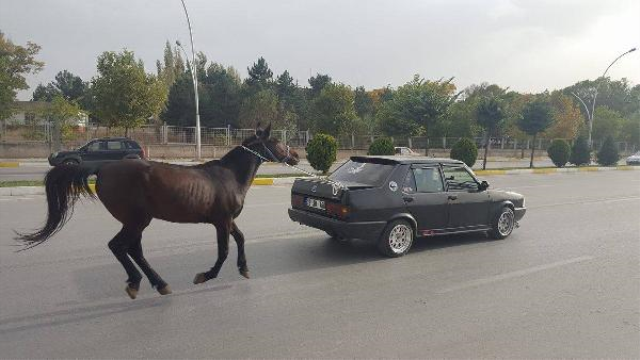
[194,222,230,284]
[231,221,249,278]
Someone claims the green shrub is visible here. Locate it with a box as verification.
[450,138,478,167]
[596,135,620,166]
[306,133,337,174]
[547,139,571,167]
[569,135,590,166]
[368,137,395,155]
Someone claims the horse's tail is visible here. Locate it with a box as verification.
[15,164,97,251]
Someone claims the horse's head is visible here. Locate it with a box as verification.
[242,123,300,166]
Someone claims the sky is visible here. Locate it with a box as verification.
[2,0,639,100]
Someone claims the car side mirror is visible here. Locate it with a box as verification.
[479,180,489,191]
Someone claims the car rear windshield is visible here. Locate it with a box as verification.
[329,160,395,186]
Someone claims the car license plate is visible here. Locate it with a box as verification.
[305,197,325,210]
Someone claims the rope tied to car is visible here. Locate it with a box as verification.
[240,144,345,191]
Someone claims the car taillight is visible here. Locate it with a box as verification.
[291,194,304,207]
[141,147,146,159]
[326,202,349,219]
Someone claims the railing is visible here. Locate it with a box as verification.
[0,122,636,153]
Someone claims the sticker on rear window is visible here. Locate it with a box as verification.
[389,181,398,192]
[348,163,366,174]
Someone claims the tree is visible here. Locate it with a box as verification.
[545,92,583,140]
[91,50,167,134]
[620,112,640,148]
[377,75,458,150]
[570,135,591,166]
[596,135,619,166]
[306,133,337,174]
[161,73,194,126]
[518,97,553,168]
[238,89,279,128]
[591,106,623,143]
[368,137,395,155]
[547,139,571,168]
[310,83,357,136]
[308,73,332,98]
[199,63,242,127]
[32,83,60,102]
[0,32,44,120]
[353,86,377,135]
[245,57,273,92]
[44,95,82,150]
[476,96,506,169]
[450,138,478,167]
[32,70,86,102]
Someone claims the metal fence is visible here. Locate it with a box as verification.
[0,122,636,153]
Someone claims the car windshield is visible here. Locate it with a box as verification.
[330,160,395,186]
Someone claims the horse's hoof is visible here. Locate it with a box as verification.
[240,269,250,279]
[157,285,172,296]
[193,273,207,284]
[125,285,138,300]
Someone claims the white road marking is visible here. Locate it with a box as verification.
[0,196,39,202]
[436,256,594,294]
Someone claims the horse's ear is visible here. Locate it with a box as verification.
[255,122,262,137]
[263,123,272,139]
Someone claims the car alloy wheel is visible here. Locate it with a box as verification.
[491,207,514,239]
[389,224,412,253]
[378,220,414,257]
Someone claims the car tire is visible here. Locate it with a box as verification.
[62,159,79,166]
[490,206,515,239]
[377,219,414,257]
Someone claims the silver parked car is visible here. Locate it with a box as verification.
[626,151,640,165]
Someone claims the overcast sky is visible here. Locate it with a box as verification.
[2,0,639,100]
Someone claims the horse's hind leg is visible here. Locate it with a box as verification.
[194,222,230,284]
[231,222,249,278]
[127,234,172,296]
[108,228,143,299]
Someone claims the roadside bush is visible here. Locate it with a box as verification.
[596,135,619,166]
[450,138,478,167]
[569,135,590,166]
[547,139,571,167]
[368,137,395,155]
[306,133,337,175]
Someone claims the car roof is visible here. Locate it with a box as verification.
[350,155,465,166]
[90,137,135,142]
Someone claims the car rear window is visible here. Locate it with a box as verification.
[107,141,123,150]
[329,160,395,186]
[125,141,141,149]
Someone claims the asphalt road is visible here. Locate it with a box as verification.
[0,171,639,358]
[0,158,562,181]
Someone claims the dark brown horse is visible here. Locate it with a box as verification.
[16,124,299,299]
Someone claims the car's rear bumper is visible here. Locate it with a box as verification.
[514,207,526,221]
[288,208,387,241]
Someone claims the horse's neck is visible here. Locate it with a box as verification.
[211,147,261,191]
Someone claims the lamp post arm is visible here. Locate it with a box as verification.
[571,92,592,120]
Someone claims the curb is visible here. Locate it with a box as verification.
[0,162,20,168]
[474,166,640,176]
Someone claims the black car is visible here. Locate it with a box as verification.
[48,137,145,166]
[288,156,526,257]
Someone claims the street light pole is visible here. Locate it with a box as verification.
[572,47,636,147]
[179,0,201,160]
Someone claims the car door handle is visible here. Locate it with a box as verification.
[448,195,458,200]
[403,197,414,203]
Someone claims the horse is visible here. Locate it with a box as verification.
[15,124,299,299]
